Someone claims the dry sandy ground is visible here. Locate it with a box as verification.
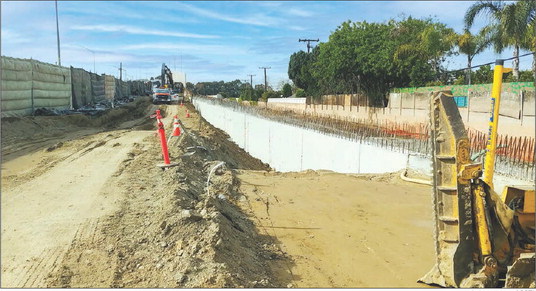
[237,170,435,288]
[1,99,159,287]
[2,98,439,288]
[1,100,278,288]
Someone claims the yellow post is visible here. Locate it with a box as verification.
[482,60,510,188]
[474,184,492,256]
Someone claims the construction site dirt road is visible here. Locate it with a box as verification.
[1,97,434,288]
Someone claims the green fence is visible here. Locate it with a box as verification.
[391,82,534,96]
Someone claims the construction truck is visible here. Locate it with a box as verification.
[152,63,184,104]
[420,59,535,288]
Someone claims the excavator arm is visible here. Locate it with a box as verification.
[420,60,535,288]
[420,91,515,287]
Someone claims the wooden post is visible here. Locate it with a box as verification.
[520,90,524,126]
[399,93,403,115]
[467,90,471,122]
[357,93,360,113]
[413,92,416,116]
[389,93,391,114]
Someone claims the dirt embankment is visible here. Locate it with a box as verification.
[2,101,287,288]
[1,97,154,162]
[44,105,285,288]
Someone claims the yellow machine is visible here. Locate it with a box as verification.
[420,60,535,288]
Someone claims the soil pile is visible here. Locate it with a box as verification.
[1,97,154,161]
[44,104,286,288]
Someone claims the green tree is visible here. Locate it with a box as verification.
[186,82,195,92]
[261,91,281,101]
[465,0,535,80]
[392,17,457,87]
[288,47,320,96]
[295,88,306,97]
[520,17,536,82]
[394,17,457,83]
[312,21,397,104]
[473,64,493,84]
[457,29,491,84]
[281,83,292,97]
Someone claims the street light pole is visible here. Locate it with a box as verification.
[55,0,61,66]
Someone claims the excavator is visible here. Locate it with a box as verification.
[419,59,535,288]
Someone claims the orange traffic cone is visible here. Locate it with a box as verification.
[172,115,181,136]
[180,101,184,107]
[186,110,190,118]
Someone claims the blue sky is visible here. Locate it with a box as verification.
[1,1,532,88]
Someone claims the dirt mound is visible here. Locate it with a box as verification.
[1,97,154,161]
[44,106,285,288]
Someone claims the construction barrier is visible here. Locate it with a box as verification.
[1,57,33,116]
[71,67,92,108]
[104,75,115,102]
[31,59,71,110]
[1,56,153,115]
[152,109,171,165]
[1,56,72,117]
[90,72,106,103]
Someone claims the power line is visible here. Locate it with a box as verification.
[447,51,535,73]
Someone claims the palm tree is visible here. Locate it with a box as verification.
[394,17,457,76]
[465,0,534,81]
[522,22,536,82]
[457,29,491,84]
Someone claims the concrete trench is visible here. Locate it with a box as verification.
[193,97,532,194]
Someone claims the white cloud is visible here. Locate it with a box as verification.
[70,24,220,39]
[175,2,280,27]
[286,8,314,17]
[119,42,247,56]
[0,28,32,44]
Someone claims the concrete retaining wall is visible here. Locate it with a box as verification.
[194,97,413,174]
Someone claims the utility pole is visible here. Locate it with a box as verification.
[118,62,125,81]
[247,74,255,88]
[299,38,319,53]
[258,67,271,91]
[55,0,61,66]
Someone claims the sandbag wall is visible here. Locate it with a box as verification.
[31,60,71,111]
[1,57,33,116]
[71,67,92,108]
[104,75,116,101]
[2,56,151,116]
[90,73,106,103]
[1,56,72,117]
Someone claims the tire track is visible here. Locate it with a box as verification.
[1,130,151,288]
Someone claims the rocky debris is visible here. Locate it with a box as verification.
[33,107,81,116]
